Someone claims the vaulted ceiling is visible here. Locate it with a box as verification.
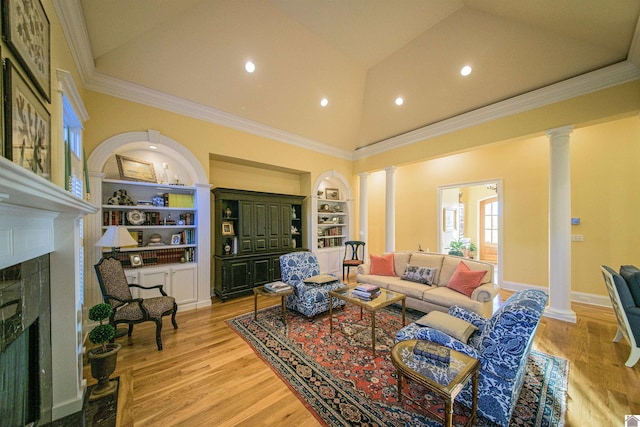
[74,0,640,154]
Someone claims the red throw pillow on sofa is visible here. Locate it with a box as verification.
[370,253,395,276]
[447,261,487,297]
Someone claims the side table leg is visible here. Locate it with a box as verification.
[397,372,403,403]
[402,298,406,326]
[371,311,376,357]
[254,292,258,321]
[444,398,453,427]
[281,295,286,324]
[329,296,333,334]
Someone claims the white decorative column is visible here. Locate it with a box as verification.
[385,167,397,253]
[358,172,369,260]
[545,125,577,323]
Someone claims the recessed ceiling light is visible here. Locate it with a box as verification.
[320,98,329,107]
[245,61,256,73]
[460,65,472,76]
[149,145,157,150]
[395,97,404,106]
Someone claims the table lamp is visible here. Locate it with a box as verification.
[95,225,138,259]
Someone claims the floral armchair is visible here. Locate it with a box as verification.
[396,289,547,426]
[279,252,346,318]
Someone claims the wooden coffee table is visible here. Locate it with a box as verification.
[329,285,405,356]
[391,339,479,427]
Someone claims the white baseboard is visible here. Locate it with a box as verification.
[500,281,612,308]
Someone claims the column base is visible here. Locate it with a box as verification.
[543,306,577,323]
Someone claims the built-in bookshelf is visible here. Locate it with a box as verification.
[101,179,197,266]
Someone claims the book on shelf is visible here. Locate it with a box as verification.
[265,281,292,293]
[413,340,450,363]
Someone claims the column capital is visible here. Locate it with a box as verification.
[384,166,398,174]
[545,125,573,140]
[358,172,369,178]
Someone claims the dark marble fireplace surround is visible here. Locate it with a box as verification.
[0,254,53,426]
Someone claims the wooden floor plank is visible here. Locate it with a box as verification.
[84,287,640,426]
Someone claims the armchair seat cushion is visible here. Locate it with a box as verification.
[280,252,346,318]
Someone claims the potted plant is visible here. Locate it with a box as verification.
[447,239,465,257]
[86,303,121,401]
[447,239,477,258]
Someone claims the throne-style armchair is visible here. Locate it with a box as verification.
[396,289,548,426]
[94,257,178,350]
[279,252,346,318]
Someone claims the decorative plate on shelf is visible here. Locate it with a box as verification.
[127,210,145,225]
[332,205,342,212]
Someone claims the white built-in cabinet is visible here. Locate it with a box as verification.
[101,178,200,311]
[125,263,197,307]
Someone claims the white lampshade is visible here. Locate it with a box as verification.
[95,225,138,248]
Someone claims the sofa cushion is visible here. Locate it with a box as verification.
[355,274,391,289]
[406,253,444,283]
[401,265,437,285]
[391,252,412,276]
[439,256,492,287]
[415,311,478,343]
[620,265,640,306]
[421,286,483,314]
[387,276,432,300]
[370,253,395,276]
[447,261,487,297]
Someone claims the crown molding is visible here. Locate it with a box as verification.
[353,61,640,160]
[52,0,94,84]
[85,72,353,160]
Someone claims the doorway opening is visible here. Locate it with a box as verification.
[438,180,502,283]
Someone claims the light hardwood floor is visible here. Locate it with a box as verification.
[86,288,640,426]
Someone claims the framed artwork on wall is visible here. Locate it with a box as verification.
[1,0,51,102]
[325,188,340,200]
[222,221,235,236]
[3,59,51,180]
[116,154,157,183]
[443,208,456,232]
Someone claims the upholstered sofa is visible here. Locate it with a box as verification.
[279,252,347,318]
[396,289,548,426]
[357,252,498,317]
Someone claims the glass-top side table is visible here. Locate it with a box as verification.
[391,339,479,427]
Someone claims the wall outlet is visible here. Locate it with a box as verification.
[571,234,584,242]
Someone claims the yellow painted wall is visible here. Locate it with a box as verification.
[83,91,354,198]
[368,116,640,297]
[570,116,640,295]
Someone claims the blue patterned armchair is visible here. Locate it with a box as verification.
[396,289,547,426]
[279,252,346,318]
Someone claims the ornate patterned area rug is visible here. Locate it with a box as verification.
[227,304,568,427]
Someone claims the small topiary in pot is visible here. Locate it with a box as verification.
[88,303,115,354]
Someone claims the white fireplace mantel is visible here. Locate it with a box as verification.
[0,156,98,420]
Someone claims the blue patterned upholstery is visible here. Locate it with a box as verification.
[279,252,346,318]
[396,289,547,426]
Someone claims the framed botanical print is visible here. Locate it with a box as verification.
[3,59,51,180]
[1,0,51,102]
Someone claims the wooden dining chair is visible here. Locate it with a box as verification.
[343,240,365,280]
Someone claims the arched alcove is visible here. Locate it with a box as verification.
[85,130,211,314]
[311,170,354,276]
